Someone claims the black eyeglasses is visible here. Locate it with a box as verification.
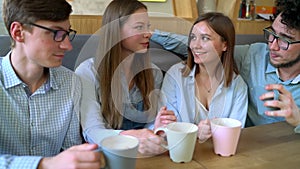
[29,23,77,42]
[263,26,300,50]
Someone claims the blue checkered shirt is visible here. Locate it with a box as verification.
[0,53,83,169]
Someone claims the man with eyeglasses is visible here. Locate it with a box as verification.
[233,0,300,131]
[0,0,103,169]
[150,0,300,132]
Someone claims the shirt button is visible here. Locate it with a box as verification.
[31,122,35,126]
[45,85,50,91]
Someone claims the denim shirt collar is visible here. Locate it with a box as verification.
[265,61,276,75]
[266,59,300,84]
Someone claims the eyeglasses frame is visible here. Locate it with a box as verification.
[29,22,77,42]
[263,26,300,50]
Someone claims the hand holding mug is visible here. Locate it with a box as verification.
[120,129,166,156]
[262,84,300,127]
[38,143,104,169]
[197,119,212,143]
[154,106,177,129]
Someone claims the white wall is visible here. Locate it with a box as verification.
[0,0,8,35]
[69,0,174,16]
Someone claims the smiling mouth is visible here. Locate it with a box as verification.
[194,51,206,55]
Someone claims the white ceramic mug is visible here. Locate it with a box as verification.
[154,122,198,163]
[100,135,139,169]
[210,118,242,157]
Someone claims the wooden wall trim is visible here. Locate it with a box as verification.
[70,15,102,34]
[70,15,193,35]
[70,0,198,35]
[172,0,198,19]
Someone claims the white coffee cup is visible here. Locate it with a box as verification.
[154,122,198,163]
[210,118,242,157]
[100,135,139,169]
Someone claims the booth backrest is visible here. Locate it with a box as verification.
[0,35,10,57]
[0,34,265,72]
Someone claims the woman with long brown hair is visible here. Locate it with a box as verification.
[161,12,248,142]
[75,0,175,155]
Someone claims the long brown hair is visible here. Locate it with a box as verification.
[182,12,239,87]
[94,0,155,129]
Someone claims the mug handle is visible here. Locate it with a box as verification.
[93,147,107,169]
[154,127,169,149]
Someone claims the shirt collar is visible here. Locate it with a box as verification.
[48,68,59,90]
[265,58,300,84]
[1,52,59,91]
[266,61,276,74]
[1,52,23,89]
[188,64,197,77]
[292,74,300,84]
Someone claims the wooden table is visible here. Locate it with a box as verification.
[136,122,300,169]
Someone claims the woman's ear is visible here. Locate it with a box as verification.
[222,41,227,52]
[10,22,25,42]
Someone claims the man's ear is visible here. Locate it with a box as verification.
[10,22,25,42]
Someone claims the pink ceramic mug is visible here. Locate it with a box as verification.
[210,118,242,157]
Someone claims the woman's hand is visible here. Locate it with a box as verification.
[120,129,167,156]
[198,119,212,143]
[154,106,177,129]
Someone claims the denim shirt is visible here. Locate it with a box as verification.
[151,29,189,57]
[121,83,147,130]
[234,43,300,127]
